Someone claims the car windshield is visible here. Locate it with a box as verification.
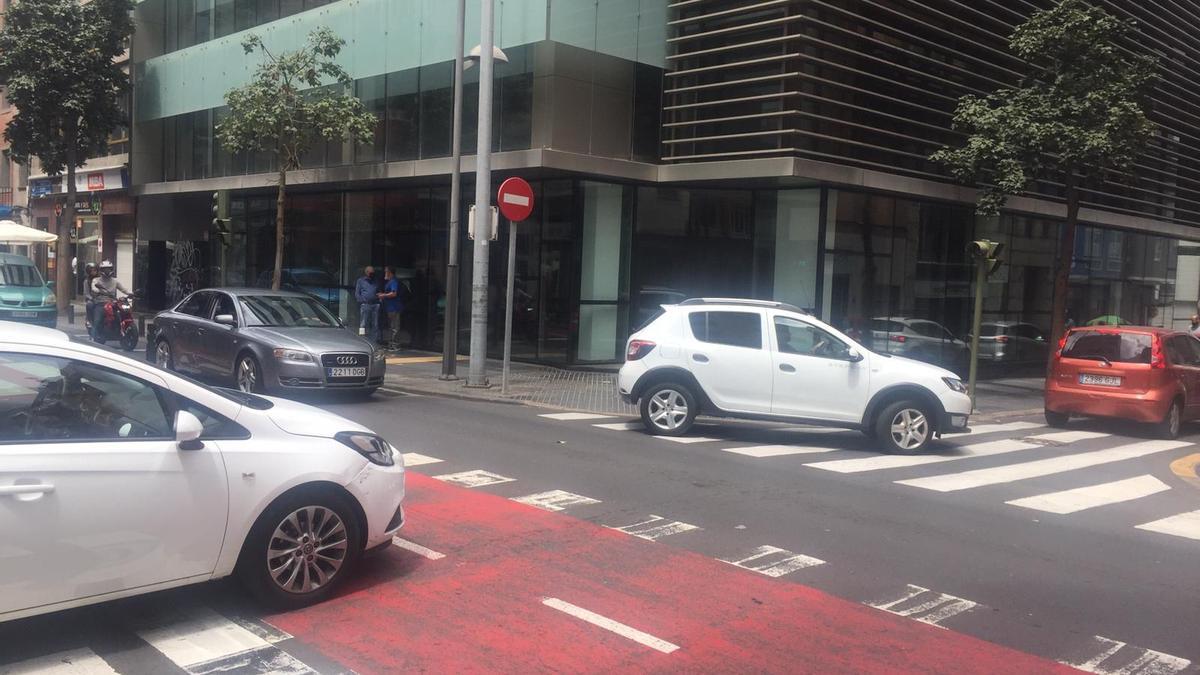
[0,263,43,287]
[239,294,340,328]
[1061,331,1152,364]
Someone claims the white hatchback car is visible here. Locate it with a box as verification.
[0,322,405,623]
[618,299,972,454]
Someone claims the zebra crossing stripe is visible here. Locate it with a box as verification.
[433,469,516,488]
[657,435,720,444]
[1006,475,1171,514]
[134,606,312,675]
[1026,430,1109,444]
[896,440,1191,492]
[723,444,840,458]
[539,412,614,421]
[1,647,120,675]
[866,584,978,628]
[611,515,700,541]
[963,421,1043,435]
[402,452,443,467]
[807,439,1038,474]
[720,545,825,577]
[1063,635,1191,674]
[1135,509,1200,541]
[512,490,601,512]
[594,422,642,431]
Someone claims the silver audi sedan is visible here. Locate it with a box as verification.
[151,288,386,396]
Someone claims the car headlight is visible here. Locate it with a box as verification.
[943,377,968,394]
[372,349,386,362]
[44,293,56,305]
[334,432,395,466]
[273,348,313,363]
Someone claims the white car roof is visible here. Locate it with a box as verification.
[0,321,72,345]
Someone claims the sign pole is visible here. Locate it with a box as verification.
[967,257,986,411]
[440,0,467,380]
[501,217,516,395]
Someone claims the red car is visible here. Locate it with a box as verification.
[1045,326,1200,438]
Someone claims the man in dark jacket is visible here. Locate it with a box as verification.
[355,266,380,342]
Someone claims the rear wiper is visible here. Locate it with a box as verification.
[1076,354,1113,366]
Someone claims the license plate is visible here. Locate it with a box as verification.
[327,367,367,378]
[1080,373,1122,387]
[11,311,36,318]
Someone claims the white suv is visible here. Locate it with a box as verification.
[618,299,972,454]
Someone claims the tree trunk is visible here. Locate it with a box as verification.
[58,145,77,316]
[272,166,286,291]
[1047,175,1080,376]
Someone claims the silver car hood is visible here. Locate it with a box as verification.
[240,326,375,354]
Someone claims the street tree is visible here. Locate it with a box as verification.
[931,0,1157,360]
[217,28,375,290]
[0,0,134,314]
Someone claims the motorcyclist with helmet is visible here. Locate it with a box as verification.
[91,260,130,338]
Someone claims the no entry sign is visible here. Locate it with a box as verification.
[497,177,534,222]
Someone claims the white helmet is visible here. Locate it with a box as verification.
[99,260,114,276]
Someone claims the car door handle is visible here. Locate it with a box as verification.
[692,353,709,363]
[0,483,55,499]
[779,363,796,373]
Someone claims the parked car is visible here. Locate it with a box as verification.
[0,322,405,622]
[973,321,1048,363]
[869,317,970,372]
[0,252,56,328]
[1045,326,1200,438]
[618,299,972,454]
[152,288,386,396]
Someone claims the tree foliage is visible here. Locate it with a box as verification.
[217,27,375,290]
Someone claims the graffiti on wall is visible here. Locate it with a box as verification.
[166,240,202,305]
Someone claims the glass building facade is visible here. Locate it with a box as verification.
[129,0,1200,372]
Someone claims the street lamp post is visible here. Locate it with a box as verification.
[466,0,496,388]
[440,0,466,380]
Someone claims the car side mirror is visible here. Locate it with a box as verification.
[46,280,55,292]
[846,347,864,362]
[176,410,204,450]
[214,314,236,327]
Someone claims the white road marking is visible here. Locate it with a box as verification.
[807,439,1039,474]
[540,412,614,421]
[1007,475,1171,514]
[1064,635,1191,674]
[594,422,642,431]
[897,440,1191,492]
[612,515,701,541]
[1136,510,1200,541]
[720,545,824,577]
[657,435,719,444]
[866,584,979,628]
[542,597,679,654]
[1026,430,1109,443]
[392,536,446,560]
[401,452,443,466]
[231,617,292,644]
[433,469,516,488]
[512,489,601,512]
[135,606,312,674]
[722,444,840,458]
[963,421,1044,435]
[1,647,120,675]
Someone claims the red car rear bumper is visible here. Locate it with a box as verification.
[1044,380,1172,423]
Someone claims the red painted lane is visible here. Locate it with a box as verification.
[269,474,1080,673]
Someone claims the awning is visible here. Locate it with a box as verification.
[0,219,57,243]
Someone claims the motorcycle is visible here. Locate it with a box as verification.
[93,294,139,351]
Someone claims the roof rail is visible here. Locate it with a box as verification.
[677,298,808,314]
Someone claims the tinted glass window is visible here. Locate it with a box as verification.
[909,321,945,338]
[689,311,761,349]
[1165,336,1191,366]
[0,353,173,442]
[1016,325,1043,340]
[871,319,904,333]
[177,292,213,317]
[775,317,851,359]
[239,294,340,328]
[211,293,236,321]
[172,394,247,439]
[0,263,42,287]
[1061,331,1152,364]
[979,324,1002,337]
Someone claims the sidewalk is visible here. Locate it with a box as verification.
[383,350,1045,421]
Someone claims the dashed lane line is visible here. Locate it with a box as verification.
[610,515,701,541]
[392,536,446,560]
[720,545,825,577]
[1135,510,1200,542]
[401,452,443,467]
[806,439,1039,474]
[433,469,516,488]
[866,584,979,629]
[512,490,602,512]
[1006,475,1171,514]
[1063,635,1191,674]
[0,647,120,675]
[539,412,615,421]
[542,597,680,654]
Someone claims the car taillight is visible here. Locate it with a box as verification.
[997,335,1009,344]
[890,334,907,343]
[1152,335,1166,369]
[1056,333,1068,357]
[627,339,656,361]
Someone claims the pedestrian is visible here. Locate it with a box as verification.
[379,266,404,350]
[1190,315,1200,335]
[355,265,380,342]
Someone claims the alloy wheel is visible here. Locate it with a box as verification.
[266,506,349,595]
[648,389,689,431]
[890,408,929,451]
[237,357,259,393]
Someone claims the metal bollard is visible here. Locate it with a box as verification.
[67,305,75,325]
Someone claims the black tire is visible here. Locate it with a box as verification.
[639,382,699,436]
[1045,409,1070,428]
[120,325,139,351]
[1154,400,1182,440]
[235,353,265,394]
[155,339,175,371]
[237,488,362,610]
[874,399,936,455]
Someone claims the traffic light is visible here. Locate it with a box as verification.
[968,239,1004,276]
[212,190,231,246]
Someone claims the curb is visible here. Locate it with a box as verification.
[1169,453,1200,491]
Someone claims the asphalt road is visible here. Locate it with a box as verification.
[3,378,1199,673]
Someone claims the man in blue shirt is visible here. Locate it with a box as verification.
[380,266,404,350]
[354,266,380,342]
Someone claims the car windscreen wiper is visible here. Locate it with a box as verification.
[1073,353,1113,366]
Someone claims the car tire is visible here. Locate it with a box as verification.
[237,488,362,611]
[155,339,175,371]
[1154,400,1182,440]
[875,399,935,455]
[235,353,264,394]
[640,382,698,436]
[1045,409,1070,428]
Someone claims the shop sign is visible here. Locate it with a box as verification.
[30,179,53,198]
